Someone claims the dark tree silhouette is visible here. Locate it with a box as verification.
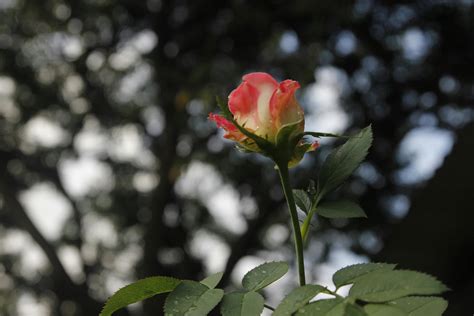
[0,0,472,315]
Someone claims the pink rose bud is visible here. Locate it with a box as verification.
[209,72,318,166]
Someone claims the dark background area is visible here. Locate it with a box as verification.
[0,0,473,315]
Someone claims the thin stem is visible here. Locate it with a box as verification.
[276,162,306,286]
[322,286,344,299]
[264,304,275,311]
[301,194,322,243]
[300,204,315,243]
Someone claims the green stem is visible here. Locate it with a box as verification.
[276,162,306,286]
[322,287,343,299]
[264,304,275,311]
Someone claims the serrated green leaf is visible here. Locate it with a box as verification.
[189,288,224,315]
[333,263,396,288]
[295,298,345,316]
[242,261,288,291]
[318,126,373,197]
[295,298,344,316]
[200,272,223,289]
[364,304,406,316]
[317,200,367,219]
[349,270,449,303]
[389,296,448,316]
[293,189,313,214]
[273,284,326,316]
[220,291,264,316]
[346,303,369,316]
[164,280,223,316]
[296,298,369,316]
[100,276,180,316]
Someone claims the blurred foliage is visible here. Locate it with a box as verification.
[0,0,473,315]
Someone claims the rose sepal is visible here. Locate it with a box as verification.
[214,97,319,167]
[216,96,307,166]
[216,96,275,155]
[301,131,349,138]
[273,119,305,165]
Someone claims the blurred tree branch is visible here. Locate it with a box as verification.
[0,177,103,314]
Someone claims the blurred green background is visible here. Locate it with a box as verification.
[0,0,473,315]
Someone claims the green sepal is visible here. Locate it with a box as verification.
[275,119,304,149]
[216,96,274,153]
[288,141,315,168]
[302,131,349,138]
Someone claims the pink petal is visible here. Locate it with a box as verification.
[208,113,246,141]
[270,79,302,126]
[228,82,259,118]
[242,72,279,90]
[229,72,279,133]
